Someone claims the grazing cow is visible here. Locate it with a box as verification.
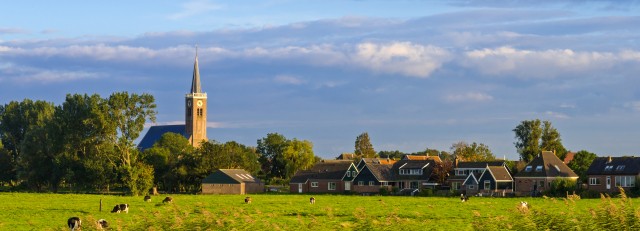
[144,195,151,202]
[520,201,529,209]
[244,197,251,204]
[97,219,109,229]
[460,194,469,202]
[67,217,81,231]
[111,204,129,213]
[162,196,173,203]
[310,197,315,204]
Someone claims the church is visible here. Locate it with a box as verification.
[138,51,208,150]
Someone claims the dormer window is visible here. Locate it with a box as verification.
[604,165,613,171]
[525,166,532,172]
[616,165,625,171]
[535,166,543,172]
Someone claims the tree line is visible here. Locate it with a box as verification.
[0,94,317,195]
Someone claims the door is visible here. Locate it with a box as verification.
[298,183,303,193]
[345,182,351,191]
[606,176,611,190]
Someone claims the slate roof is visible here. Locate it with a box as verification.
[202,169,261,184]
[362,159,436,181]
[336,153,355,160]
[456,161,505,169]
[485,166,513,181]
[586,157,640,176]
[515,151,578,178]
[137,125,188,151]
[290,160,354,183]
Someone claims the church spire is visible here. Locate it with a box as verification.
[190,45,202,93]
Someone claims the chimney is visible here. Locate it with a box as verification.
[454,157,459,168]
[607,156,612,163]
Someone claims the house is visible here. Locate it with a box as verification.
[586,156,640,194]
[477,165,514,196]
[352,159,438,195]
[447,160,506,192]
[201,169,264,194]
[461,172,482,195]
[513,151,578,196]
[289,160,358,193]
[336,153,355,160]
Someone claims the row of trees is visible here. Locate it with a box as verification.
[0,95,318,195]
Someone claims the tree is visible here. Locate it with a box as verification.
[433,159,454,185]
[567,150,598,183]
[514,119,566,162]
[355,132,376,158]
[143,132,195,192]
[378,150,405,159]
[256,133,316,182]
[450,141,495,161]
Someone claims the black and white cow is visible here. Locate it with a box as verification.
[144,195,151,202]
[97,219,109,229]
[244,197,252,204]
[162,196,173,203]
[310,197,315,204]
[67,217,81,231]
[111,204,129,213]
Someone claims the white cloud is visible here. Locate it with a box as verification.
[168,0,223,20]
[462,47,640,78]
[352,42,452,78]
[274,75,305,85]
[0,63,101,83]
[444,92,493,102]
[544,111,570,119]
[624,101,640,112]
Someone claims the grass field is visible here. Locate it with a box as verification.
[0,192,635,230]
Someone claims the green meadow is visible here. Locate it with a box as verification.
[0,193,636,230]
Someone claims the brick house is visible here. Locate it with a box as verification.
[201,169,264,194]
[586,156,640,194]
[514,151,578,196]
[289,160,358,193]
[352,159,438,195]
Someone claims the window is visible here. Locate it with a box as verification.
[358,181,364,186]
[616,165,626,171]
[328,182,336,190]
[353,171,357,177]
[369,181,375,186]
[615,176,636,187]
[399,169,406,175]
[311,182,318,187]
[484,180,491,190]
[535,166,543,172]
[452,182,461,190]
[382,182,388,186]
[410,181,419,189]
[457,170,465,176]
[604,165,613,171]
[525,166,532,172]
[469,185,475,190]
[346,171,351,177]
[539,181,545,188]
[589,178,600,185]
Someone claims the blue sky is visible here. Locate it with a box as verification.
[1,0,639,159]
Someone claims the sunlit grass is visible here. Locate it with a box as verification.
[0,193,634,230]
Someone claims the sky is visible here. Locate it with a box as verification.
[1,0,640,159]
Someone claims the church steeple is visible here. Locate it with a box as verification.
[185,45,208,147]
[190,46,202,93]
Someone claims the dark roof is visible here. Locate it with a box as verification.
[290,160,354,183]
[336,153,355,160]
[586,157,640,175]
[515,151,578,178]
[362,159,436,182]
[191,53,202,93]
[456,161,505,169]
[202,169,261,184]
[485,166,513,181]
[463,172,482,185]
[137,125,188,151]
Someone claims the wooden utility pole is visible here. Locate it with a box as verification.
[100,199,102,212]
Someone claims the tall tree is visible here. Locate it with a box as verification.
[514,119,566,162]
[143,132,195,192]
[354,132,376,158]
[256,133,316,182]
[567,150,598,183]
[433,159,454,185]
[450,141,496,161]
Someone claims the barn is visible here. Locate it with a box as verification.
[202,169,264,194]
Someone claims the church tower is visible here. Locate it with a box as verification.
[185,48,208,147]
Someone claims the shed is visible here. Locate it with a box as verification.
[202,169,264,194]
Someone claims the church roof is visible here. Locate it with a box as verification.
[137,125,188,151]
[191,51,202,93]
